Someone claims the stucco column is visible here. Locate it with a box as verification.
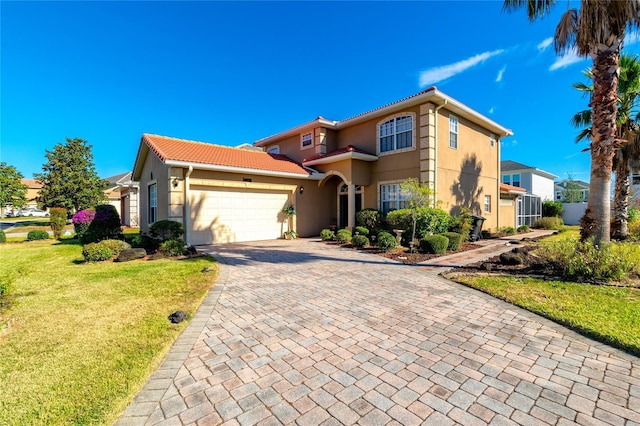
[347,183,356,229]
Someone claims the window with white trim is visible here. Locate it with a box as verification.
[484,195,491,213]
[380,183,409,214]
[449,115,458,149]
[379,115,413,153]
[301,132,313,149]
[148,183,157,224]
[512,174,521,187]
[502,175,510,185]
[267,146,279,154]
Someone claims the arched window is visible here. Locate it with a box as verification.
[378,114,414,153]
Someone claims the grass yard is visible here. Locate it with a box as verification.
[0,239,217,425]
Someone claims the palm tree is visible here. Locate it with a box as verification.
[503,0,640,246]
[570,55,640,239]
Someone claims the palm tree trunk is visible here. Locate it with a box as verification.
[612,151,631,239]
[581,47,620,246]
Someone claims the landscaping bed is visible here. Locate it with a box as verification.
[364,242,482,264]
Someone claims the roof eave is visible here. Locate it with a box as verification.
[165,160,326,180]
[303,152,378,166]
[503,168,558,180]
[254,118,338,147]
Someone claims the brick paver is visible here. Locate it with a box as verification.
[117,238,640,425]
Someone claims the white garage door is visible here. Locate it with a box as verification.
[190,187,290,244]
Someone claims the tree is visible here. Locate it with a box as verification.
[504,0,640,246]
[571,55,640,239]
[0,162,28,218]
[562,180,585,203]
[35,137,108,213]
[399,178,435,248]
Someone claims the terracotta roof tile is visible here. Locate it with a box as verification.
[302,145,375,163]
[500,183,527,193]
[142,134,312,176]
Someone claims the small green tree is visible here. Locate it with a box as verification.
[399,178,435,248]
[35,137,108,213]
[49,207,68,240]
[562,180,585,203]
[0,163,28,218]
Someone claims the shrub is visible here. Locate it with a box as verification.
[386,207,451,244]
[336,229,352,244]
[441,232,462,251]
[356,208,384,233]
[536,238,639,281]
[629,220,640,242]
[82,205,123,244]
[534,216,564,230]
[0,274,15,302]
[420,235,449,254]
[150,220,184,242]
[352,234,370,248]
[320,229,335,241]
[0,229,5,243]
[542,200,564,218]
[497,226,517,236]
[27,230,49,241]
[517,225,530,233]
[354,226,369,236]
[376,231,397,252]
[72,208,96,242]
[159,239,185,257]
[49,207,68,239]
[99,239,131,257]
[82,242,115,262]
[131,234,156,250]
[629,207,640,223]
[449,208,473,242]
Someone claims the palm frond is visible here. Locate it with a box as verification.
[555,8,579,54]
[575,128,592,143]
[571,109,592,128]
[502,0,555,21]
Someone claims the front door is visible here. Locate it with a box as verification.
[338,184,362,229]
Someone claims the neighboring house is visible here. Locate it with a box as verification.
[22,179,43,209]
[554,179,590,202]
[104,172,140,227]
[501,160,558,201]
[133,87,512,245]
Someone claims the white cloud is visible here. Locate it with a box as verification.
[489,107,495,114]
[419,49,504,87]
[550,48,584,71]
[496,65,506,82]
[537,37,553,52]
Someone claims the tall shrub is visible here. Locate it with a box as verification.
[449,208,473,242]
[356,208,384,233]
[82,204,122,244]
[542,200,564,218]
[49,207,67,240]
[72,208,95,241]
[386,207,451,244]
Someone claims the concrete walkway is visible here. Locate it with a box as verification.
[117,235,640,426]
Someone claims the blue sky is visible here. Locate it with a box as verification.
[2,1,640,182]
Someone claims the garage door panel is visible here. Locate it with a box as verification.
[190,188,289,244]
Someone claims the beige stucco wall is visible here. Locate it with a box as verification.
[499,197,517,229]
[137,151,169,235]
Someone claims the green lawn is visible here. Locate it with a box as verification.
[0,239,217,425]
[453,227,640,355]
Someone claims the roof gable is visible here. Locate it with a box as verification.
[133,134,317,179]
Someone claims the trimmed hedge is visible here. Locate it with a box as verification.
[159,239,185,257]
[336,229,352,244]
[82,242,115,262]
[82,204,123,244]
[150,220,184,242]
[420,235,449,254]
[377,231,397,252]
[441,232,462,251]
[352,235,370,248]
[354,226,369,236]
[49,207,67,240]
[320,229,335,241]
[27,230,49,241]
[386,207,451,243]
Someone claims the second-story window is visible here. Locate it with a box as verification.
[512,174,521,187]
[267,146,279,154]
[449,115,458,149]
[301,132,313,149]
[379,115,413,153]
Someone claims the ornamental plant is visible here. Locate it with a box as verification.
[81,205,123,244]
[72,208,96,242]
[49,207,68,240]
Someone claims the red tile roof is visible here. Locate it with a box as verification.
[500,183,527,193]
[302,145,375,163]
[142,134,312,175]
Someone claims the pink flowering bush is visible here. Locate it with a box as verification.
[72,209,96,242]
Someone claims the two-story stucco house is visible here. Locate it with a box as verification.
[132,87,512,245]
[501,160,558,201]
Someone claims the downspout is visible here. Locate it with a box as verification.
[433,100,447,207]
[497,137,501,230]
[184,166,193,246]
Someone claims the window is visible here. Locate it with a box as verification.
[556,191,562,200]
[449,115,459,149]
[380,183,409,213]
[632,173,640,185]
[267,146,279,154]
[512,174,521,187]
[148,183,157,224]
[502,175,511,185]
[490,133,496,147]
[379,115,413,153]
[484,195,491,213]
[301,132,313,149]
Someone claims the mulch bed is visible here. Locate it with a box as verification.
[325,241,482,265]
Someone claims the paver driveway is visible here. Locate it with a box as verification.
[119,239,640,425]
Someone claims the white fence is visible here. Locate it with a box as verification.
[562,202,588,225]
